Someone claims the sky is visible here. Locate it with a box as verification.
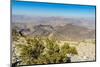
[12,0,96,18]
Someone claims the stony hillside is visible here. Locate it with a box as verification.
[12,23,95,41]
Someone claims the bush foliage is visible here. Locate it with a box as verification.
[14,36,78,65]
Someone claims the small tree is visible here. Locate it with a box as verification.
[15,37,78,65]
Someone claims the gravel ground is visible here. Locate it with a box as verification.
[71,42,95,62]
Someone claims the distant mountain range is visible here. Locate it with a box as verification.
[12,15,95,29]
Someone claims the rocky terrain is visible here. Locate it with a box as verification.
[12,23,95,41]
[12,15,96,64]
[12,37,96,63]
[59,40,95,62]
[72,41,95,62]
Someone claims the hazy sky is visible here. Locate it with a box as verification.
[12,0,96,18]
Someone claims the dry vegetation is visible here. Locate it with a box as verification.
[12,29,78,65]
[12,26,95,66]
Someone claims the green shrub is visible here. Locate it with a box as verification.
[15,37,78,65]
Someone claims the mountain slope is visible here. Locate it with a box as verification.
[12,23,95,41]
